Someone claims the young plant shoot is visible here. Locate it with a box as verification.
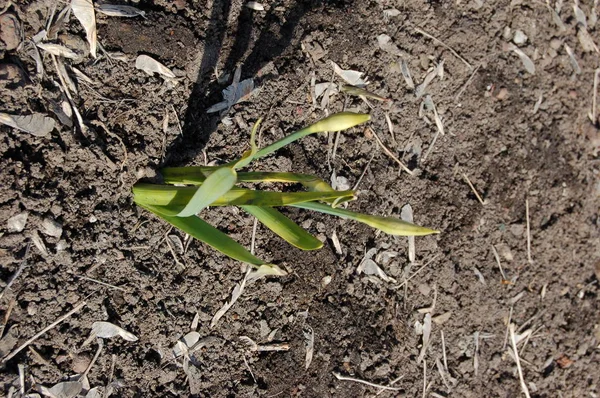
[133,112,439,268]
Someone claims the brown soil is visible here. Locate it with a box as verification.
[1,0,599,397]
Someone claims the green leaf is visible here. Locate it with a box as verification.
[138,203,266,266]
[163,168,332,191]
[252,112,370,160]
[133,183,355,209]
[176,167,237,217]
[232,118,261,169]
[292,201,440,236]
[242,206,323,250]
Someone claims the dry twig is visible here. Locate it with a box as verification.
[2,301,87,363]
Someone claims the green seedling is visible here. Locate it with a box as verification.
[132,112,439,268]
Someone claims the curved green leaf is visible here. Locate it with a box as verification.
[252,112,370,160]
[138,203,266,266]
[233,118,261,169]
[133,183,355,209]
[291,201,440,236]
[176,167,237,217]
[242,205,323,250]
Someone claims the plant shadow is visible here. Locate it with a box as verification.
[162,0,354,167]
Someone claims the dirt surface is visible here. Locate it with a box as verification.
[1,0,600,397]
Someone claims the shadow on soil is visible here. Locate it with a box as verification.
[162,0,354,166]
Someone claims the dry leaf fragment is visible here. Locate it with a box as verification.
[432,311,452,325]
[400,204,415,263]
[96,4,146,18]
[27,41,45,77]
[357,258,396,283]
[314,82,337,99]
[556,354,574,368]
[383,8,401,20]
[415,62,444,98]
[172,331,201,358]
[41,217,62,238]
[399,59,415,89]
[573,3,587,27]
[247,264,287,281]
[331,230,342,255]
[48,5,72,40]
[31,230,48,256]
[0,112,55,137]
[377,34,403,56]
[36,43,79,59]
[564,44,581,74]
[577,27,599,53]
[417,313,432,363]
[135,54,177,79]
[71,0,97,58]
[211,275,247,328]
[7,212,28,233]
[90,321,138,341]
[246,1,265,10]
[207,66,255,113]
[331,61,369,87]
[85,387,103,398]
[504,43,535,74]
[304,325,314,370]
[39,381,83,398]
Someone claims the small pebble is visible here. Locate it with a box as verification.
[321,275,332,288]
[7,212,28,233]
[42,217,63,238]
[513,30,528,45]
[496,87,509,100]
[510,224,525,237]
[550,38,562,50]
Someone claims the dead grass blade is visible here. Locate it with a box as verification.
[71,0,97,58]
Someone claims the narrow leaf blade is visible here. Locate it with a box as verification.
[292,202,439,236]
[176,167,237,217]
[242,206,323,250]
[233,118,261,169]
[139,203,265,266]
[252,112,370,160]
[134,183,355,209]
